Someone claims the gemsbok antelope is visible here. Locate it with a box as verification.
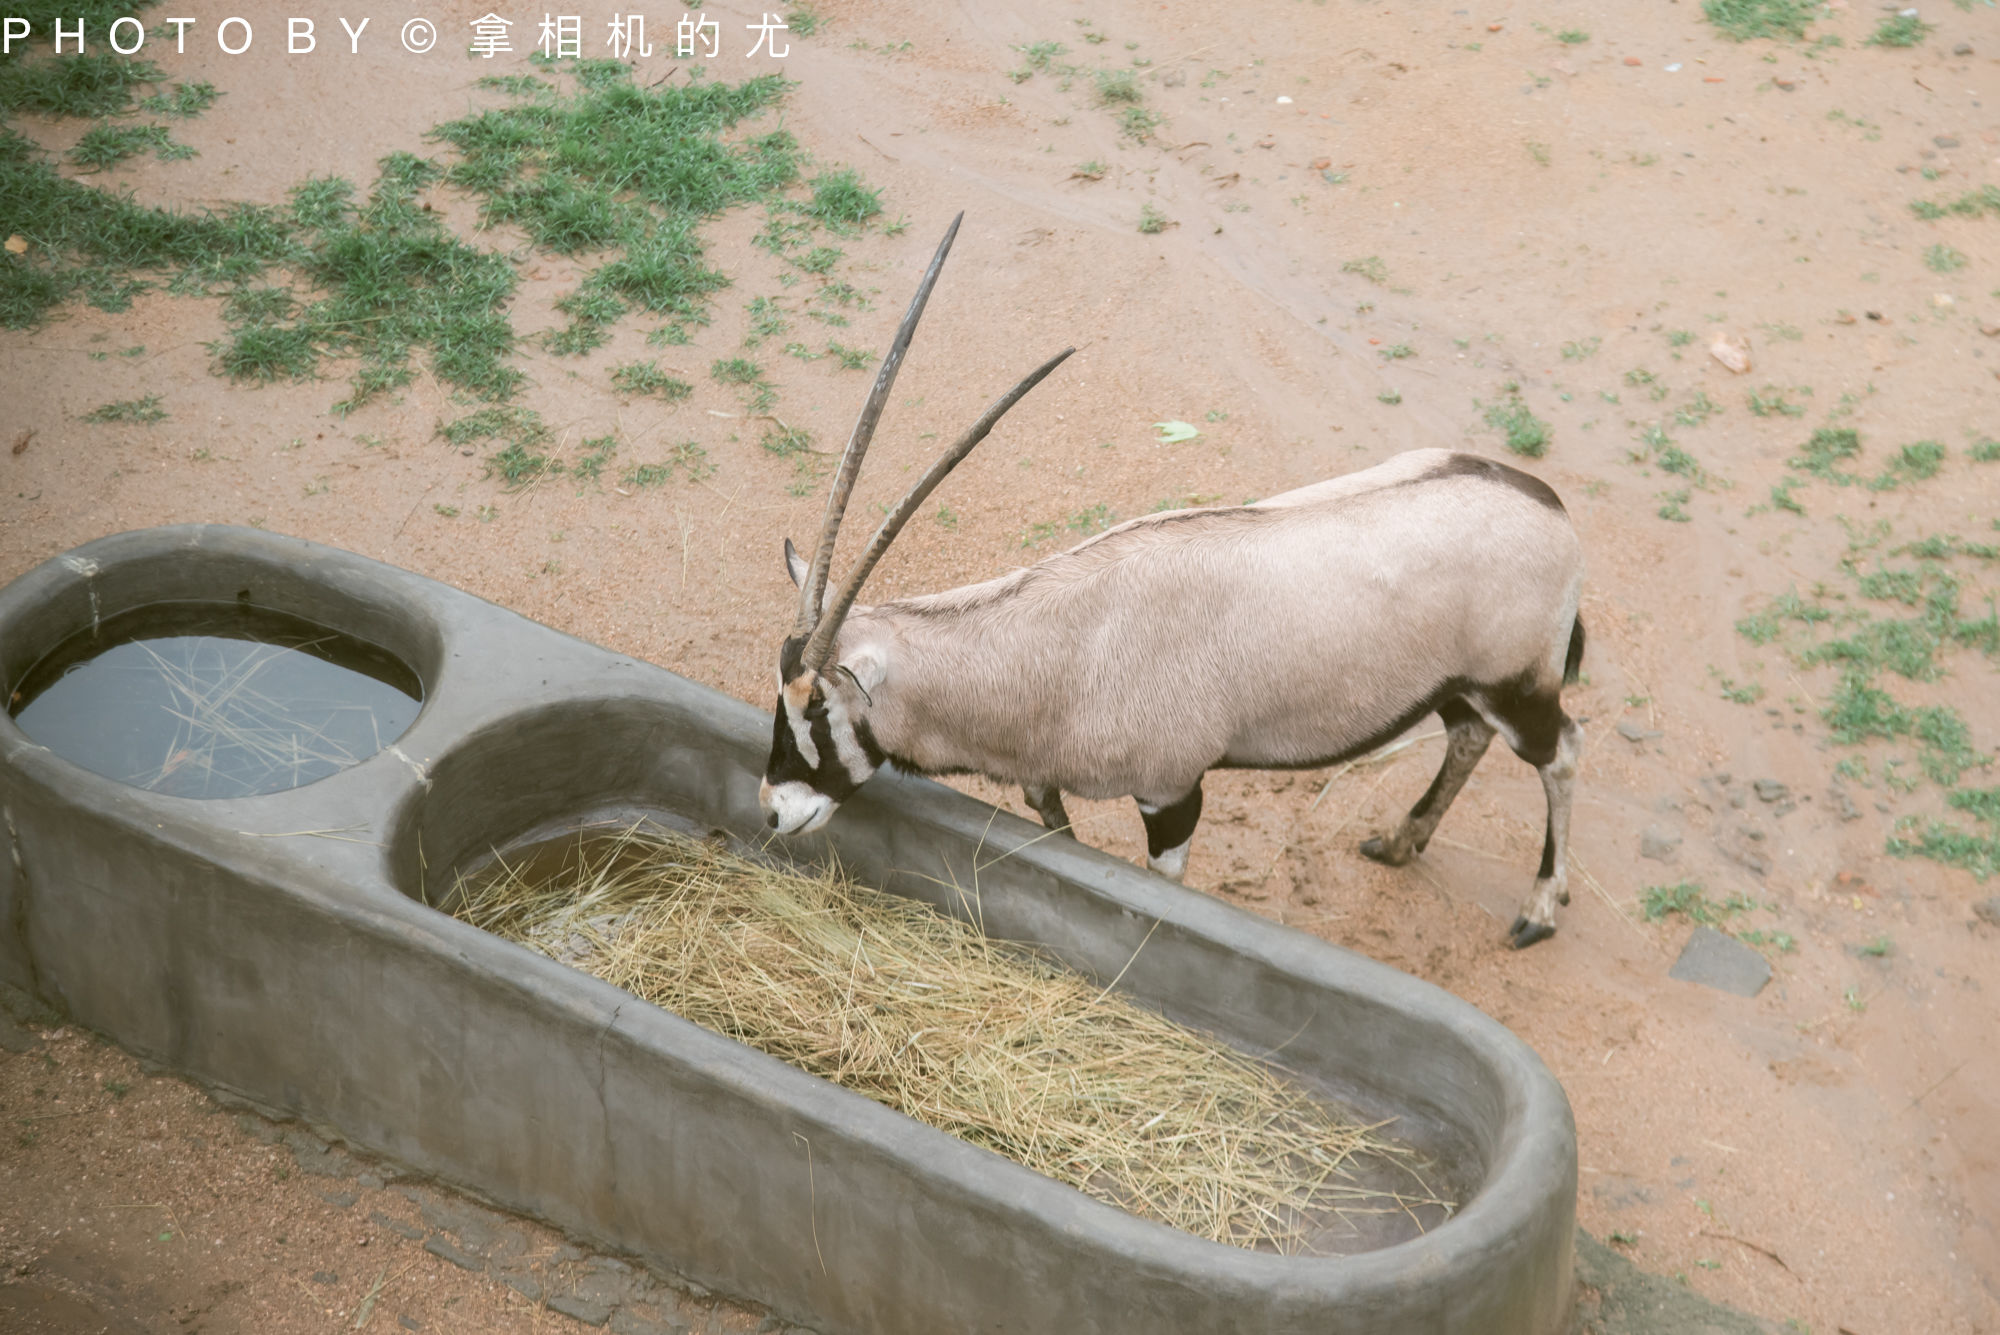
[759,215,1587,948]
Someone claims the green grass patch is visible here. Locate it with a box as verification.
[1822,672,1985,784]
[826,340,873,370]
[1869,440,1945,491]
[1341,255,1388,285]
[1748,385,1808,418]
[137,81,219,117]
[68,122,194,169]
[1702,0,1817,41]
[1923,243,1968,273]
[624,439,715,486]
[610,360,693,400]
[800,167,881,230]
[437,406,550,449]
[1640,880,1756,926]
[713,356,777,411]
[227,154,522,406]
[1866,13,1930,46]
[1484,394,1550,458]
[0,52,163,118]
[1790,426,1862,485]
[0,126,291,328]
[1024,503,1117,548]
[79,393,165,423]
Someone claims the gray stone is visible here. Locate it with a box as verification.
[311,1271,338,1285]
[549,1294,614,1327]
[357,1172,386,1191]
[0,1008,38,1053]
[1973,896,2000,927]
[574,1262,642,1309]
[1952,42,1973,56]
[1572,1228,1771,1334]
[1639,825,1680,861]
[1616,719,1663,743]
[1829,786,1861,822]
[234,1113,282,1145]
[369,1210,425,1241]
[1753,779,1789,803]
[422,1235,487,1273]
[1934,136,1960,149]
[1669,926,1772,997]
[318,1188,359,1209]
[499,1271,544,1302]
[611,1313,679,1335]
[287,1131,356,1179]
[399,1318,422,1332]
[419,1199,503,1251]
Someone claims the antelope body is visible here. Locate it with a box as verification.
[760,217,1587,948]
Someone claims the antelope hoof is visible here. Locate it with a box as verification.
[1506,916,1557,950]
[1359,834,1412,867]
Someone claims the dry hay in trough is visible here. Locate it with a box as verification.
[445,822,1451,1252]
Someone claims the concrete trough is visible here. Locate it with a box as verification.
[0,525,1576,1334]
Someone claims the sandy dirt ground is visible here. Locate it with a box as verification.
[4,0,1999,1331]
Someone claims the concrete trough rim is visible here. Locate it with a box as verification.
[0,524,1578,1333]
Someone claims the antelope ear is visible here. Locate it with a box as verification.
[838,642,887,698]
[784,537,808,589]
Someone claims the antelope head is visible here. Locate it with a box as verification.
[760,213,1072,835]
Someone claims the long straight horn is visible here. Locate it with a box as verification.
[802,346,1076,671]
[794,212,965,636]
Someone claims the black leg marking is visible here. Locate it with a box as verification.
[1507,916,1558,950]
[1139,781,1203,860]
[1502,710,1582,949]
[1023,784,1073,837]
[1360,700,1496,867]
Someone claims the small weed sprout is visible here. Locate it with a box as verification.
[1923,243,1968,273]
[827,341,875,370]
[80,394,167,424]
[611,362,694,400]
[1483,390,1550,458]
[1866,13,1931,46]
[1703,0,1818,42]
[1341,255,1388,285]
[1137,203,1170,234]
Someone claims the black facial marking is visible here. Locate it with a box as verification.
[1140,782,1203,858]
[854,714,887,769]
[763,688,867,802]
